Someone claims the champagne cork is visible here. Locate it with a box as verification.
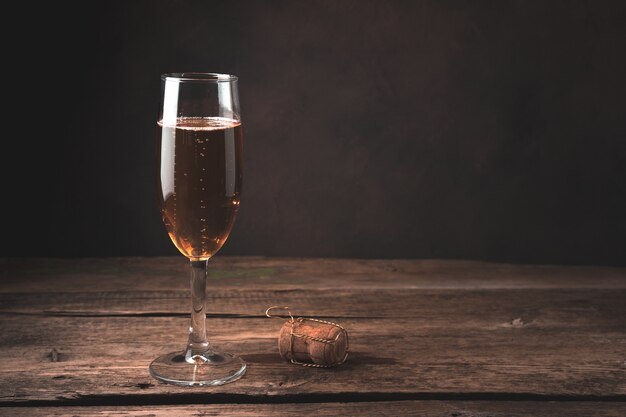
[266,307,348,367]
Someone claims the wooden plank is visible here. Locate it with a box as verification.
[0,286,624,325]
[3,257,626,293]
[1,257,625,408]
[0,315,623,402]
[1,401,626,417]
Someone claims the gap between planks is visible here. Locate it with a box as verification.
[2,391,626,408]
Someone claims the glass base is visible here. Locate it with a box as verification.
[149,351,246,386]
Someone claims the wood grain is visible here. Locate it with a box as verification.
[1,401,625,417]
[1,287,625,323]
[0,297,624,401]
[3,257,626,293]
[0,257,625,414]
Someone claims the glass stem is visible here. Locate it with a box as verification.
[185,260,211,363]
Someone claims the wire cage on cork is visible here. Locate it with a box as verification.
[265,306,349,368]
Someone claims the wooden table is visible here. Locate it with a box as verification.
[0,257,625,416]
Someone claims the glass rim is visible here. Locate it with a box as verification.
[161,72,238,83]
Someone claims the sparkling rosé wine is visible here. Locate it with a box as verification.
[157,117,243,260]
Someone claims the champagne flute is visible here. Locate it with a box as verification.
[150,72,246,386]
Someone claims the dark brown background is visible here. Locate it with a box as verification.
[4,0,626,265]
